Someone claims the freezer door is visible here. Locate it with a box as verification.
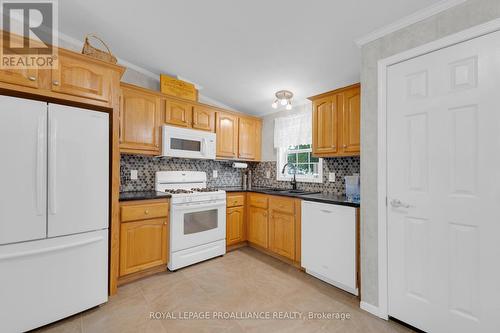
[47,104,109,237]
[0,229,108,333]
[0,96,47,245]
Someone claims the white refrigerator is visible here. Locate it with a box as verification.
[0,95,109,333]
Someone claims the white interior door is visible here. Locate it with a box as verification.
[0,96,47,245]
[48,104,109,237]
[387,30,500,332]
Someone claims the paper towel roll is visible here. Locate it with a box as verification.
[232,162,248,169]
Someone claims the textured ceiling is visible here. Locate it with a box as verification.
[59,0,441,115]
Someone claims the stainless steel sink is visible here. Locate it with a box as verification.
[258,188,320,195]
[282,190,321,195]
[265,188,289,192]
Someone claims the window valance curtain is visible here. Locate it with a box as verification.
[273,110,312,148]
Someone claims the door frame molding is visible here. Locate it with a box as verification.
[374,18,500,320]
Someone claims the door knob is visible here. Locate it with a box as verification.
[53,80,59,86]
[28,76,36,81]
[390,199,411,209]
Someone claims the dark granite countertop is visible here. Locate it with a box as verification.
[119,188,360,207]
[215,187,360,208]
[119,191,171,202]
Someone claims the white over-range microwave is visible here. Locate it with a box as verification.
[161,125,216,159]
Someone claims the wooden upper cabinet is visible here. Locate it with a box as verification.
[216,112,239,158]
[0,33,124,108]
[309,83,360,157]
[238,117,261,160]
[312,95,338,156]
[340,86,361,154]
[51,50,112,103]
[165,99,192,128]
[0,66,41,89]
[119,84,161,155]
[192,105,215,132]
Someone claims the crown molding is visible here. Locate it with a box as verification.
[355,0,467,47]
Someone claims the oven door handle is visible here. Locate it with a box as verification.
[174,201,226,211]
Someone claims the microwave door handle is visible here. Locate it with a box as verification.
[201,138,207,155]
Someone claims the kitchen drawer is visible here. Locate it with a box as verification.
[269,196,295,214]
[227,193,245,207]
[248,193,268,209]
[121,202,169,222]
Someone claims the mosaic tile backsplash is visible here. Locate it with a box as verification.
[120,154,246,192]
[251,157,360,195]
[121,154,360,196]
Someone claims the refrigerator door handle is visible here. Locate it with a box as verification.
[49,117,57,215]
[35,114,45,216]
[0,236,104,261]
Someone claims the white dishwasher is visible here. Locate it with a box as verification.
[301,201,358,295]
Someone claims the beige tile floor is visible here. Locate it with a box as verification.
[35,247,416,333]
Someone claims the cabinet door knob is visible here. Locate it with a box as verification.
[53,80,59,86]
[343,144,347,148]
[144,210,149,215]
[28,76,36,81]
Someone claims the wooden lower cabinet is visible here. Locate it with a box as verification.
[247,206,269,249]
[245,193,300,264]
[269,197,297,260]
[120,218,168,276]
[119,199,169,282]
[226,193,246,248]
[269,211,295,260]
[226,206,245,246]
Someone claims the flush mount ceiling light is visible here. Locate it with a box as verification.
[272,90,293,110]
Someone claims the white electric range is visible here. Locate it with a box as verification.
[155,171,226,270]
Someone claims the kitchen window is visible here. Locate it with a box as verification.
[274,107,323,183]
[277,144,323,183]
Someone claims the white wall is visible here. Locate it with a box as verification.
[360,0,500,308]
[260,102,312,161]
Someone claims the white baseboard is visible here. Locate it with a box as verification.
[360,301,388,320]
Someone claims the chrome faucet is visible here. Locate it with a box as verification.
[281,162,298,190]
